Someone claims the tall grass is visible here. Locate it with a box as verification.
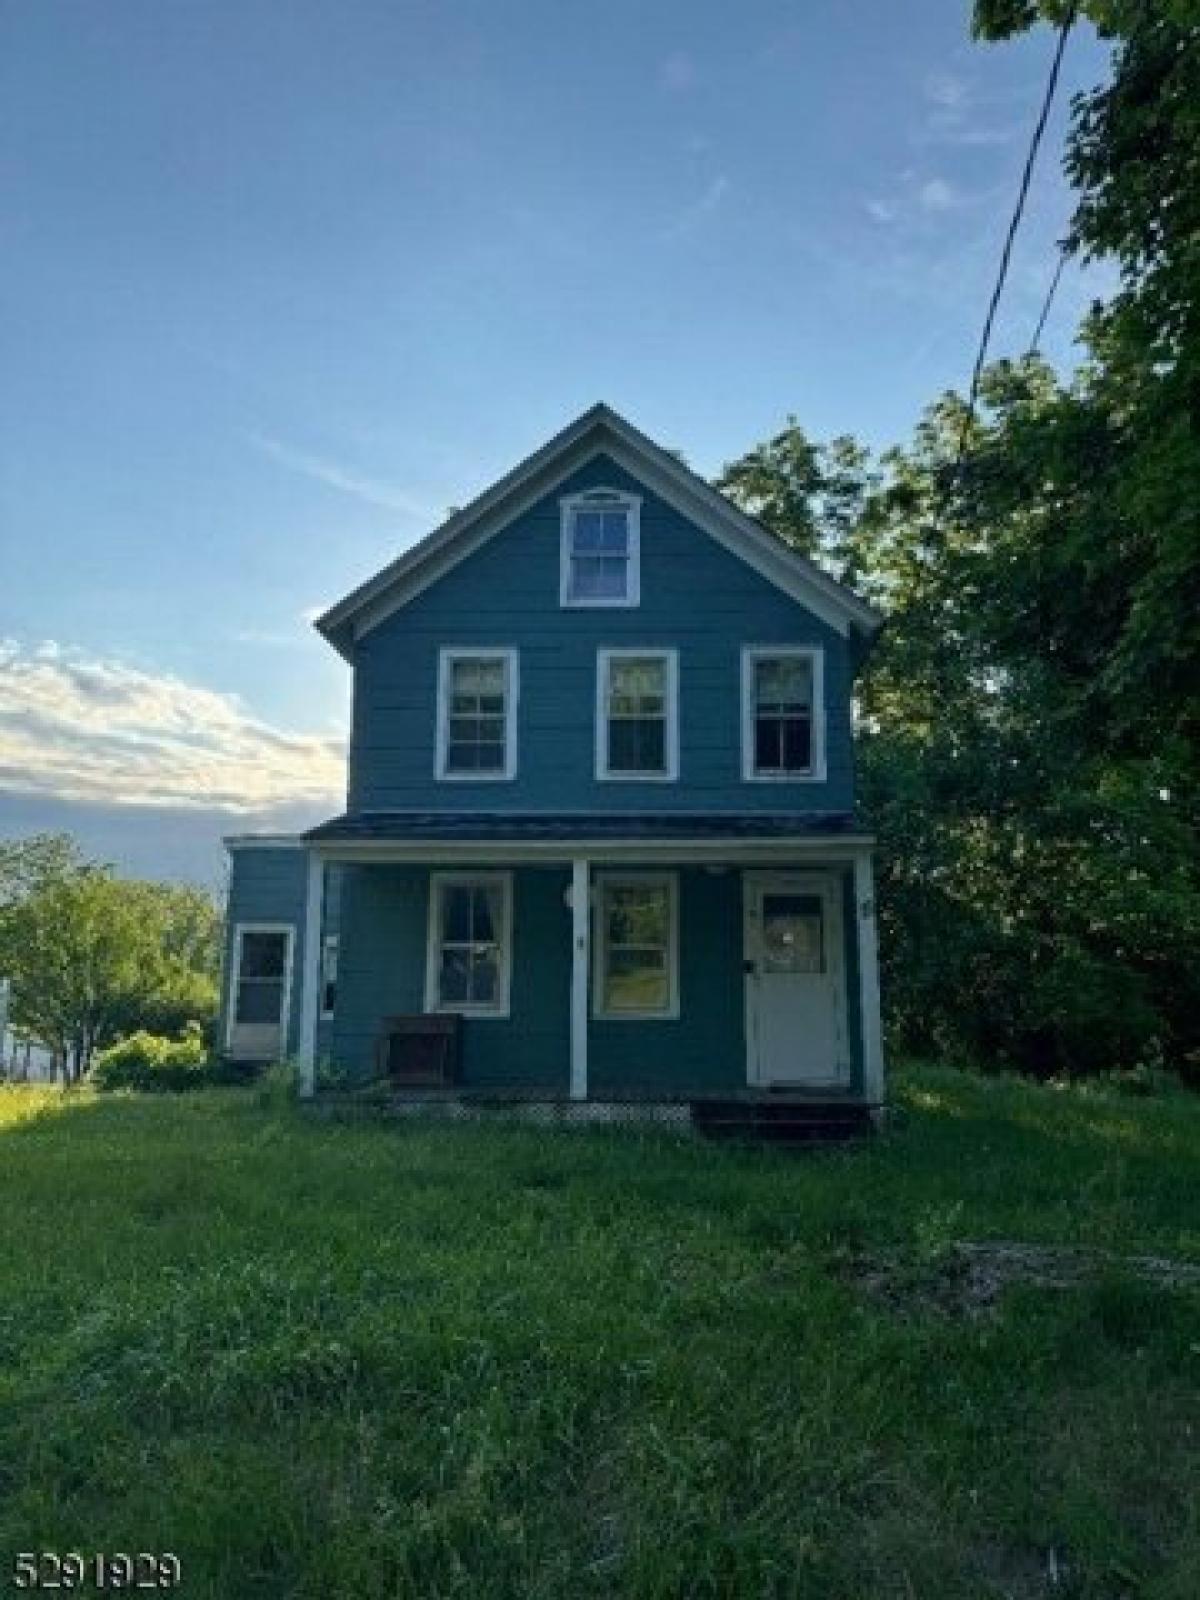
[1,1064,1197,1597]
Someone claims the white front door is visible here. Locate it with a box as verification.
[744,872,848,1086]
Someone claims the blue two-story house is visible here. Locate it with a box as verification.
[219,405,885,1120]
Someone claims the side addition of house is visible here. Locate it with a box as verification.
[218,404,885,1123]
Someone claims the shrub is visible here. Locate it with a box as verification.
[92,1023,214,1092]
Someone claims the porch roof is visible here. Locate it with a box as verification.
[304,810,861,846]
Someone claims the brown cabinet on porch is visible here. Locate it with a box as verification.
[376,1014,463,1087]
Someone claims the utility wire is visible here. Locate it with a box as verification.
[1028,240,1069,352]
[953,4,1078,472]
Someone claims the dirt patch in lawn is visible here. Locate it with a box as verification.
[843,1241,1200,1320]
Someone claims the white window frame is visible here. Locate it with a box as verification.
[424,871,514,1018]
[435,647,519,782]
[319,932,338,1021]
[224,922,295,1050]
[559,488,642,609]
[595,647,679,782]
[592,871,680,1021]
[741,645,826,783]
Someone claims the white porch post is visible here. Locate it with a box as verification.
[296,851,324,1098]
[570,857,590,1101]
[853,851,885,1104]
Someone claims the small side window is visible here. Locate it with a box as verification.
[319,934,338,1020]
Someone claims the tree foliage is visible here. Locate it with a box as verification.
[717,2,1200,1077]
[0,834,220,1079]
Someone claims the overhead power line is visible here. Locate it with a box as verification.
[954,4,1078,470]
[1028,240,1069,352]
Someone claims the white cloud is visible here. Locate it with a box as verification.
[865,199,897,225]
[918,69,1020,148]
[0,640,345,813]
[924,70,968,110]
[660,50,698,93]
[249,434,434,519]
[919,177,957,212]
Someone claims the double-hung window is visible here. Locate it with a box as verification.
[742,646,825,781]
[425,872,513,1016]
[596,649,678,781]
[560,489,641,607]
[593,873,679,1019]
[436,648,518,780]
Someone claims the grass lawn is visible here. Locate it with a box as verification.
[1,1064,1198,1598]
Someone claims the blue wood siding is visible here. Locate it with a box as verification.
[348,453,855,814]
[219,850,341,1060]
[332,864,571,1091]
[329,861,865,1098]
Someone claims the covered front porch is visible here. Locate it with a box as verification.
[294,817,883,1111]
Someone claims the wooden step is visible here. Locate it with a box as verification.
[691,1100,874,1144]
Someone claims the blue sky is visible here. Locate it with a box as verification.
[0,0,1112,882]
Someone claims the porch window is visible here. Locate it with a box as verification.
[436,649,518,780]
[594,873,679,1019]
[742,646,825,781]
[560,489,641,607]
[596,650,679,780]
[425,872,513,1016]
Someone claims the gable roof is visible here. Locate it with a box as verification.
[315,403,883,659]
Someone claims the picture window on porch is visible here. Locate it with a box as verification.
[425,873,513,1017]
[560,489,641,607]
[596,650,679,780]
[742,646,825,781]
[594,873,679,1019]
[436,649,517,780]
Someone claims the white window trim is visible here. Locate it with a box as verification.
[592,871,680,1022]
[319,932,338,1021]
[740,645,827,783]
[595,647,679,782]
[224,922,295,1051]
[424,870,514,1018]
[559,488,642,609]
[435,647,519,782]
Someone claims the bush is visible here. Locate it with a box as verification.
[92,1023,217,1092]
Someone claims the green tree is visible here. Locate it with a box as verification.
[0,835,221,1081]
[717,2,1200,1077]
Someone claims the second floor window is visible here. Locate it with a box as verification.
[436,648,518,780]
[596,649,679,780]
[560,489,641,607]
[742,646,825,781]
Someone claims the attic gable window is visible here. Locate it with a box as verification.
[560,489,641,607]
